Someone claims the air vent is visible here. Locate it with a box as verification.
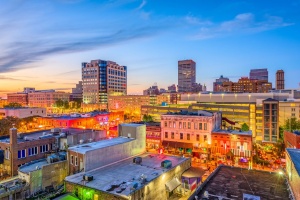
[83,174,93,181]
[161,160,172,168]
[133,157,142,164]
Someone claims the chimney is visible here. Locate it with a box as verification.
[9,126,18,146]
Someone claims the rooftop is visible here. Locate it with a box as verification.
[68,137,134,154]
[0,128,101,144]
[164,110,214,117]
[0,178,27,197]
[197,166,290,200]
[212,129,252,136]
[286,148,300,176]
[65,153,189,198]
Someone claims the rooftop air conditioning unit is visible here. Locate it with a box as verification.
[83,175,93,181]
[133,157,142,164]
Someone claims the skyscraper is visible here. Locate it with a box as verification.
[276,70,285,90]
[178,59,196,93]
[249,68,268,81]
[82,60,127,105]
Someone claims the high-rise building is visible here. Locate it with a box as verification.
[249,68,268,81]
[178,60,196,93]
[276,70,285,90]
[262,98,279,143]
[82,60,127,105]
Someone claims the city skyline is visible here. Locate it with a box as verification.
[0,0,300,98]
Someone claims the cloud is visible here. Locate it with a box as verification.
[0,75,25,81]
[0,1,167,74]
[191,13,293,40]
[137,0,146,10]
[52,70,80,76]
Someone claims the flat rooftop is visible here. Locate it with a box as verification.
[0,128,102,144]
[68,137,134,154]
[286,148,300,175]
[213,129,252,136]
[197,166,290,200]
[65,153,189,198]
[163,110,214,117]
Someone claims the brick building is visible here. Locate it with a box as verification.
[145,122,161,150]
[284,130,300,149]
[0,128,57,177]
[7,93,28,106]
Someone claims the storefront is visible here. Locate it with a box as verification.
[162,141,193,154]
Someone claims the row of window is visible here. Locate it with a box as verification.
[16,144,50,159]
[164,121,208,130]
[164,132,207,141]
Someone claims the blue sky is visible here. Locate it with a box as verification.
[0,0,299,96]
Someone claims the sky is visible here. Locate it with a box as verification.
[0,0,300,97]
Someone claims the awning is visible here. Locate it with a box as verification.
[182,167,206,178]
[165,178,181,192]
[162,141,193,149]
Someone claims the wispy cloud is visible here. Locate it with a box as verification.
[52,70,80,76]
[0,75,26,81]
[190,13,293,40]
[137,0,146,10]
[0,1,167,74]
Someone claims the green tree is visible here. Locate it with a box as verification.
[54,99,64,108]
[241,123,249,131]
[142,114,153,122]
[4,102,22,108]
[283,117,300,131]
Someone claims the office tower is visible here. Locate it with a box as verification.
[276,70,285,90]
[82,60,127,105]
[249,68,268,81]
[178,59,196,93]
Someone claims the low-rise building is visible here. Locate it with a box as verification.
[67,123,146,174]
[18,153,67,197]
[211,129,253,159]
[145,122,161,150]
[7,93,28,106]
[161,111,222,155]
[284,130,300,149]
[286,148,300,199]
[0,178,28,200]
[0,107,46,119]
[0,128,57,177]
[65,153,191,200]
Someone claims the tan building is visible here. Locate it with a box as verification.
[161,111,222,154]
[28,90,70,108]
[0,98,8,108]
[0,107,46,119]
[108,94,169,121]
[7,93,28,106]
[279,100,300,126]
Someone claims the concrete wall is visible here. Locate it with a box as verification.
[41,160,68,190]
[286,152,300,199]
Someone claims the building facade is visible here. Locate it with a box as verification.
[7,93,28,106]
[28,90,70,108]
[82,60,127,106]
[213,75,230,92]
[145,122,161,150]
[286,148,300,200]
[276,70,285,90]
[161,111,222,154]
[284,130,300,149]
[0,107,46,119]
[178,60,196,93]
[249,68,268,81]
[211,130,253,159]
[262,98,279,143]
[71,81,83,102]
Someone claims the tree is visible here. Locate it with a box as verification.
[283,117,300,131]
[4,102,22,108]
[142,114,153,122]
[241,123,249,131]
[54,99,64,108]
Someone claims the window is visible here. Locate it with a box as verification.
[187,134,190,140]
[40,144,49,153]
[18,150,26,159]
[5,150,10,160]
[196,134,200,141]
[183,122,186,128]
[179,122,182,129]
[194,123,198,130]
[188,122,191,129]
[173,122,176,128]
[169,122,172,128]
[199,123,202,130]
[164,122,167,127]
[180,133,183,140]
[165,132,168,138]
[204,123,207,130]
[28,147,38,156]
[204,135,207,141]
[75,156,78,166]
[171,132,175,139]
[71,155,74,164]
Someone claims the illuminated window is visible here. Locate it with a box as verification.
[188,122,191,129]
[204,123,207,130]
[196,134,200,141]
[187,134,190,140]
[179,122,182,129]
